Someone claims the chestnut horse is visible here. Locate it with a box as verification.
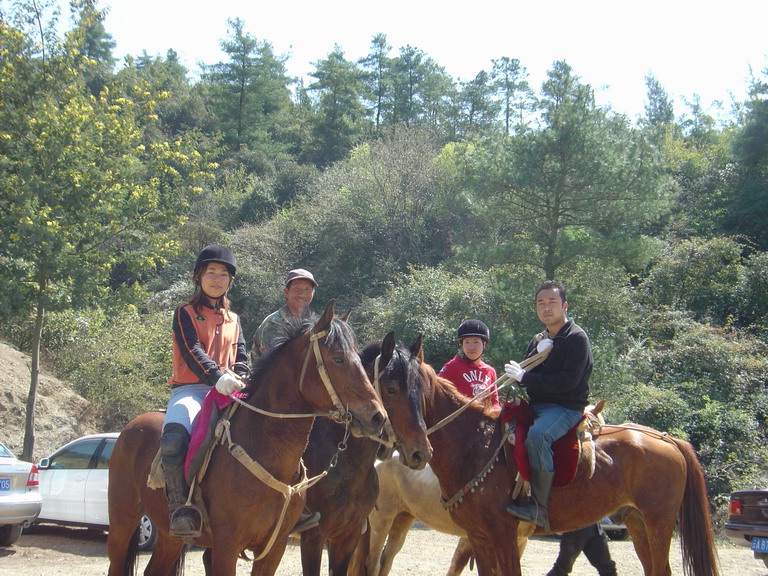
[106,300,386,576]
[418,361,720,576]
[296,334,432,576]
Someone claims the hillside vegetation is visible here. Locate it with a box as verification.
[1,1,767,518]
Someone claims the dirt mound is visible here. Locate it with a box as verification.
[0,341,100,461]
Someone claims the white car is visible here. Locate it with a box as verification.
[35,433,156,551]
[0,441,42,546]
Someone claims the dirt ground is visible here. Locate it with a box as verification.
[0,522,765,576]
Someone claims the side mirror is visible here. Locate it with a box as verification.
[37,457,50,470]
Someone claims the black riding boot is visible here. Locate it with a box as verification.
[506,469,554,532]
[290,510,321,534]
[160,424,201,539]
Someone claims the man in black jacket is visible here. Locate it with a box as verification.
[504,280,593,531]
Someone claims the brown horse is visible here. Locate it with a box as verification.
[296,333,432,576]
[418,361,720,576]
[106,300,387,576]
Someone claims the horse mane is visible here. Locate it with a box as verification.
[360,340,422,395]
[248,311,358,389]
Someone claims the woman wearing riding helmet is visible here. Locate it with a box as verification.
[160,244,249,538]
[439,319,500,410]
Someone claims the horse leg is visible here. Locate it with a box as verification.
[250,544,292,576]
[206,546,241,576]
[379,512,416,576]
[365,508,400,576]
[642,518,676,576]
[446,537,472,576]
[624,507,676,576]
[348,520,370,576]
[106,509,141,576]
[327,525,366,576]
[467,534,512,576]
[300,528,325,576]
[142,533,186,576]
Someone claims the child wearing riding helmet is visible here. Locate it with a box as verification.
[160,244,249,538]
[439,319,500,410]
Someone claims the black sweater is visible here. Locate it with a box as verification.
[520,319,592,411]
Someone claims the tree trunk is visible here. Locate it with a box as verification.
[22,298,45,462]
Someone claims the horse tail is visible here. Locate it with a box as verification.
[174,546,188,576]
[118,529,140,576]
[674,437,720,576]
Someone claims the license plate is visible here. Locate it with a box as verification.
[0,478,9,490]
[752,537,768,553]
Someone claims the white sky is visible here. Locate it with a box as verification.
[92,0,767,121]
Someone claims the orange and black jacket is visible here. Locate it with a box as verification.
[168,302,249,387]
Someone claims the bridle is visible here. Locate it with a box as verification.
[231,327,352,425]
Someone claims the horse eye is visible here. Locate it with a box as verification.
[386,386,397,395]
[332,357,344,365]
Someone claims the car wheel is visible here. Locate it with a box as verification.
[606,529,629,541]
[136,514,157,552]
[0,524,23,547]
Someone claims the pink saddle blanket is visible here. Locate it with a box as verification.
[184,388,247,481]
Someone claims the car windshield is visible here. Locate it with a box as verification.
[0,443,14,458]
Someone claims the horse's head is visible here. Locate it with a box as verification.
[299,300,387,439]
[361,332,433,470]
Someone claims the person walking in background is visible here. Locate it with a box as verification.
[251,268,317,360]
[504,280,592,531]
[547,523,618,576]
[439,319,499,410]
[161,244,249,538]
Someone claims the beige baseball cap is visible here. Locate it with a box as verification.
[285,268,318,287]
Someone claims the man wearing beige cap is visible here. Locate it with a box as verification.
[251,268,318,360]
[251,268,321,533]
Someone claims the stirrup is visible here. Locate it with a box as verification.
[290,511,321,534]
[506,503,550,533]
[170,505,202,539]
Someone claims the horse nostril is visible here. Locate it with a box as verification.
[373,411,386,432]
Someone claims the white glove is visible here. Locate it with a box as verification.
[504,361,526,383]
[537,338,553,353]
[215,372,245,396]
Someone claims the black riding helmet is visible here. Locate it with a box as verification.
[194,244,237,276]
[457,319,490,343]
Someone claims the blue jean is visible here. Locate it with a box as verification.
[526,402,583,473]
[163,383,210,435]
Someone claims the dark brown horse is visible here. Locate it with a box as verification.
[295,333,432,576]
[106,300,387,576]
[418,361,720,576]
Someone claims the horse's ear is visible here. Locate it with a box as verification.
[593,399,607,416]
[409,334,424,364]
[315,299,336,333]
[339,308,352,322]
[381,331,395,364]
